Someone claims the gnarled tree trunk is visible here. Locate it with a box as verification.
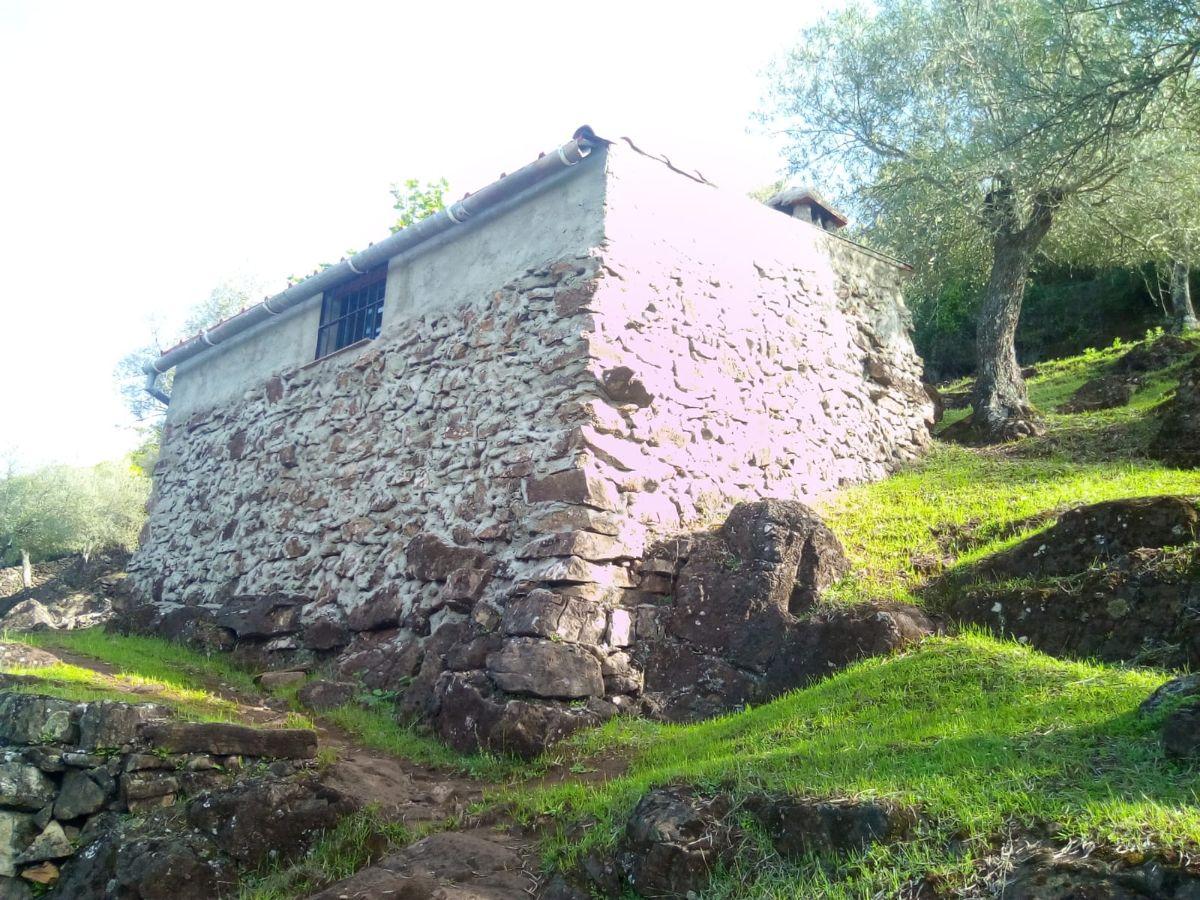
[955,187,1057,444]
[1170,260,1198,333]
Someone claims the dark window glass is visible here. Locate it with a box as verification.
[315,268,387,359]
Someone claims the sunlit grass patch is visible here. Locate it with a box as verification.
[18,628,259,694]
[2,660,242,722]
[505,635,1197,898]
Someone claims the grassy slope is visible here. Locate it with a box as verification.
[515,635,1195,897]
[504,331,1200,897]
[3,629,256,721]
[821,333,1200,606]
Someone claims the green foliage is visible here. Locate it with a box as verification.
[0,456,149,565]
[390,177,448,233]
[115,277,262,425]
[511,635,1195,898]
[916,266,1159,378]
[764,0,1200,400]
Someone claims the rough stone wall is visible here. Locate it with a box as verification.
[130,255,615,666]
[128,147,934,755]
[580,144,932,535]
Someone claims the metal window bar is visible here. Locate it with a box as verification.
[315,268,387,359]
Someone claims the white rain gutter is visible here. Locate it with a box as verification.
[143,129,598,403]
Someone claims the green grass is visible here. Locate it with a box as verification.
[17,628,260,694]
[1,660,243,722]
[2,629,258,722]
[6,628,521,776]
[502,333,1200,895]
[508,634,1199,898]
[319,701,526,781]
[822,332,1200,605]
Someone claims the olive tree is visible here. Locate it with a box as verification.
[764,0,1200,442]
[0,458,148,587]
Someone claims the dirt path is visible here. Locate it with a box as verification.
[15,642,577,898]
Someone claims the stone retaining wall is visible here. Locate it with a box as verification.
[0,690,316,891]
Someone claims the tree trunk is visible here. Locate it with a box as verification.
[20,549,31,590]
[956,188,1058,444]
[1170,260,1198,333]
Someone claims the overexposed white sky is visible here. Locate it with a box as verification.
[0,0,830,469]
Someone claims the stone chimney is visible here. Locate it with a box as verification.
[765,186,848,232]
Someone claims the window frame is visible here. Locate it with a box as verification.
[314,267,388,360]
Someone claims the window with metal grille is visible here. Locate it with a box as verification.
[315,268,387,359]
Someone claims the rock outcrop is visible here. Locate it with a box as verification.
[1057,373,1143,413]
[1151,353,1200,467]
[572,785,910,898]
[951,497,1200,667]
[0,552,127,634]
[635,500,937,722]
[309,830,532,900]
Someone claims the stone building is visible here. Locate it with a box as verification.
[129,126,935,754]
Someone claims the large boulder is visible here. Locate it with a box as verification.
[1151,354,1200,468]
[966,496,1199,582]
[1057,374,1142,413]
[1116,334,1198,374]
[666,500,849,673]
[619,787,737,898]
[309,830,530,900]
[639,500,934,722]
[431,671,609,759]
[185,777,356,865]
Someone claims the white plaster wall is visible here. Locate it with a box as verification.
[167,152,608,421]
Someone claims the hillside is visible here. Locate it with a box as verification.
[2,330,1200,898]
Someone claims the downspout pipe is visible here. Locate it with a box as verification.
[143,132,597,403]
